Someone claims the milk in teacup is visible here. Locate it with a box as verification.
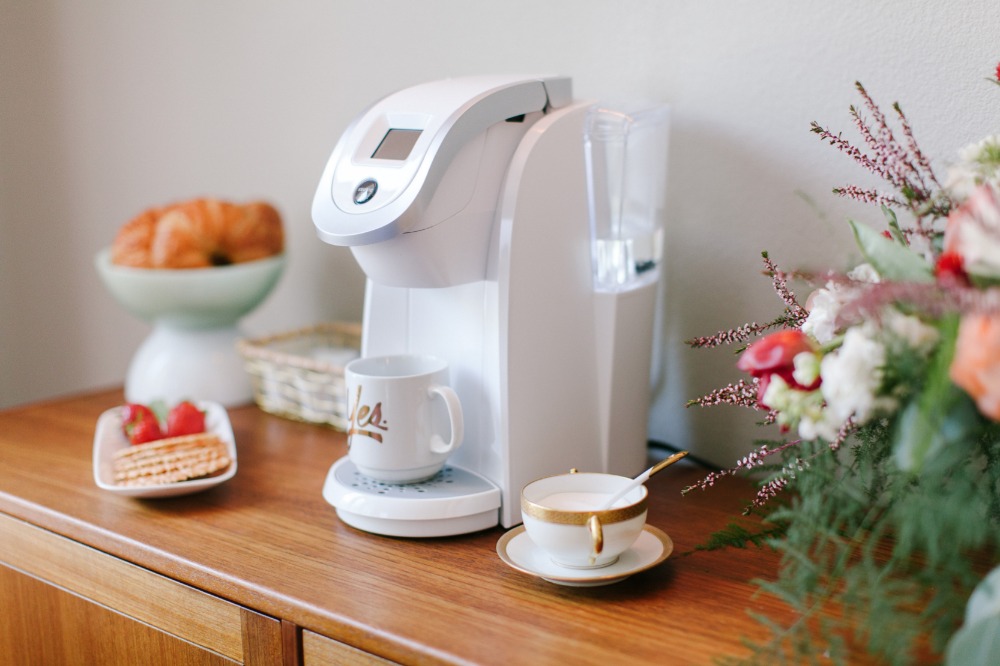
[540,491,624,511]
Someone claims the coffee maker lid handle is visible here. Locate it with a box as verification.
[312,75,572,247]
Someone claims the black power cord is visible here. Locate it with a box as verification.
[647,439,719,470]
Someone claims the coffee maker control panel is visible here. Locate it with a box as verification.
[312,75,571,247]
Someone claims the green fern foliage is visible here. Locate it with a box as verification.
[713,420,1000,665]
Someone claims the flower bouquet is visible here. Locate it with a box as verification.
[687,65,1000,665]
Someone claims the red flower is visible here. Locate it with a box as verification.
[935,250,971,286]
[738,330,813,379]
[995,61,1000,82]
[737,329,820,404]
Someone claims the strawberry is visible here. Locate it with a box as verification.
[166,401,206,437]
[121,403,162,444]
[127,417,163,444]
[122,403,156,428]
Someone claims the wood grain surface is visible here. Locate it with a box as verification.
[0,388,808,665]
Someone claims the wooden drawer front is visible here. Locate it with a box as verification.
[0,512,245,661]
[1,563,236,665]
[302,630,398,665]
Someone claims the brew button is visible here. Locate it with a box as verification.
[354,179,378,205]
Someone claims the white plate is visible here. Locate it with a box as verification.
[92,401,237,498]
[496,524,673,587]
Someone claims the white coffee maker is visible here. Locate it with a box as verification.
[314,75,669,537]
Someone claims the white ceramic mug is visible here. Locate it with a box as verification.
[521,471,648,569]
[344,354,464,484]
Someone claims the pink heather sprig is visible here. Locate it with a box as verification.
[745,476,790,515]
[811,82,952,224]
[892,100,941,190]
[956,286,1000,315]
[850,83,934,200]
[686,322,776,350]
[741,423,854,513]
[680,469,730,495]
[810,121,901,191]
[681,470,727,495]
[682,439,800,495]
[809,122,878,175]
[736,440,801,472]
[687,378,763,410]
[849,106,913,191]
[898,224,939,247]
[762,252,809,327]
[833,280,950,328]
[833,184,903,208]
[687,254,808,351]
[745,456,808,514]
[684,253,835,510]
[684,416,858,510]
[833,281,1000,329]
[827,417,855,453]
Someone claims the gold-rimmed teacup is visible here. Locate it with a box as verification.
[520,471,648,569]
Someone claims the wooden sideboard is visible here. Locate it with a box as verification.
[0,388,800,665]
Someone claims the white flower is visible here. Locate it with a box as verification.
[819,322,895,427]
[847,263,880,283]
[797,410,841,443]
[881,309,939,353]
[801,289,842,345]
[760,374,792,414]
[945,135,1000,200]
[761,374,829,437]
[801,264,880,345]
[792,351,821,387]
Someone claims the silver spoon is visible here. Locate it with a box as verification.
[597,450,689,510]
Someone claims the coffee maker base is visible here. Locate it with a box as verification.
[321,457,502,538]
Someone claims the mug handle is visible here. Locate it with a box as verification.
[428,385,464,455]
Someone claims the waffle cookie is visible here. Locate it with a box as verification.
[113,432,231,487]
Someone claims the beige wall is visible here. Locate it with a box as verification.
[1,1,996,465]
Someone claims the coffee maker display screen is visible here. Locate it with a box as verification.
[371,129,422,160]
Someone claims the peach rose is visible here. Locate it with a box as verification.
[950,313,1000,421]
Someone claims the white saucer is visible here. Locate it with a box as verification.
[496,524,673,587]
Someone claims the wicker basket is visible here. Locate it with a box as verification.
[237,322,362,430]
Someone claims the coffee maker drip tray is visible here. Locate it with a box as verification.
[322,457,501,537]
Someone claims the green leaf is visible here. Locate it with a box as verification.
[893,389,980,474]
[849,220,933,283]
[880,205,907,245]
[149,399,169,423]
[893,315,971,472]
[695,519,785,551]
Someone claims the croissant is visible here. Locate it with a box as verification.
[111,198,284,269]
